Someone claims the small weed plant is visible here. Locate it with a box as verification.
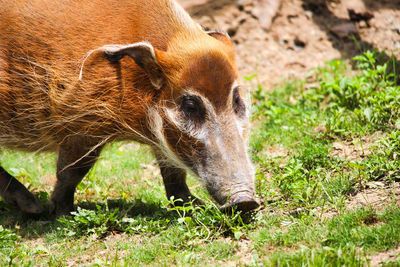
[58,205,120,238]
[168,198,251,240]
[58,197,251,242]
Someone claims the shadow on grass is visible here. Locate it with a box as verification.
[1,189,258,240]
[78,197,169,218]
[0,194,172,238]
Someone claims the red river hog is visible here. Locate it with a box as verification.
[0,0,259,216]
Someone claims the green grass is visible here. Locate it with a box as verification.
[1,50,400,266]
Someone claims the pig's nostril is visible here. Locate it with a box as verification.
[220,196,259,214]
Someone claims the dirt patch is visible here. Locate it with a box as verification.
[63,233,137,265]
[140,163,161,179]
[178,0,400,88]
[369,246,400,266]
[330,132,384,161]
[266,145,288,159]
[331,140,370,161]
[347,182,400,212]
[40,174,56,191]
[313,181,400,221]
[216,238,255,266]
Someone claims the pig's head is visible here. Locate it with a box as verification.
[101,31,258,212]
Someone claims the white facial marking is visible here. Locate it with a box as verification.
[148,107,188,170]
[235,118,245,136]
[170,91,217,141]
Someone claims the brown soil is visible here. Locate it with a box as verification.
[330,131,384,161]
[178,0,400,88]
[369,246,400,266]
[347,181,400,212]
[314,181,400,222]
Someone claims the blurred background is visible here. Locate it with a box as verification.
[178,0,400,87]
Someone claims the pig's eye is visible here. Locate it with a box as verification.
[233,87,246,116]
[181,95,206,123]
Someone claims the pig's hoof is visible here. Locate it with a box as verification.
[49,200,74,217]
[17,196,44,214]
[2,187,44,214]
[220,196,259,214]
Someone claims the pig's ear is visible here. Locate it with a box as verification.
[206,31,234,48]
[101,42,164,90]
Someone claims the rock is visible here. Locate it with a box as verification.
[330,23,357,38]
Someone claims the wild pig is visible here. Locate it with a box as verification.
[0,0,259,216]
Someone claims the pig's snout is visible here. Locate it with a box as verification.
[220,193,259,214]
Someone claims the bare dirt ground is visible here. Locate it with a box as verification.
[370,245,400,266]
[178,0,400,88]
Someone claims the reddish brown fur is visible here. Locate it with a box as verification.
[0,0,237,151]
[181,53,236,112]
[0,0,257,215]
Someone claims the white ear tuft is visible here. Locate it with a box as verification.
[79,42,163,90]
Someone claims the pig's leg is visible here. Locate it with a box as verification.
[0,166,44,214]
[50,139,104,216]
[156,156,203,206]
